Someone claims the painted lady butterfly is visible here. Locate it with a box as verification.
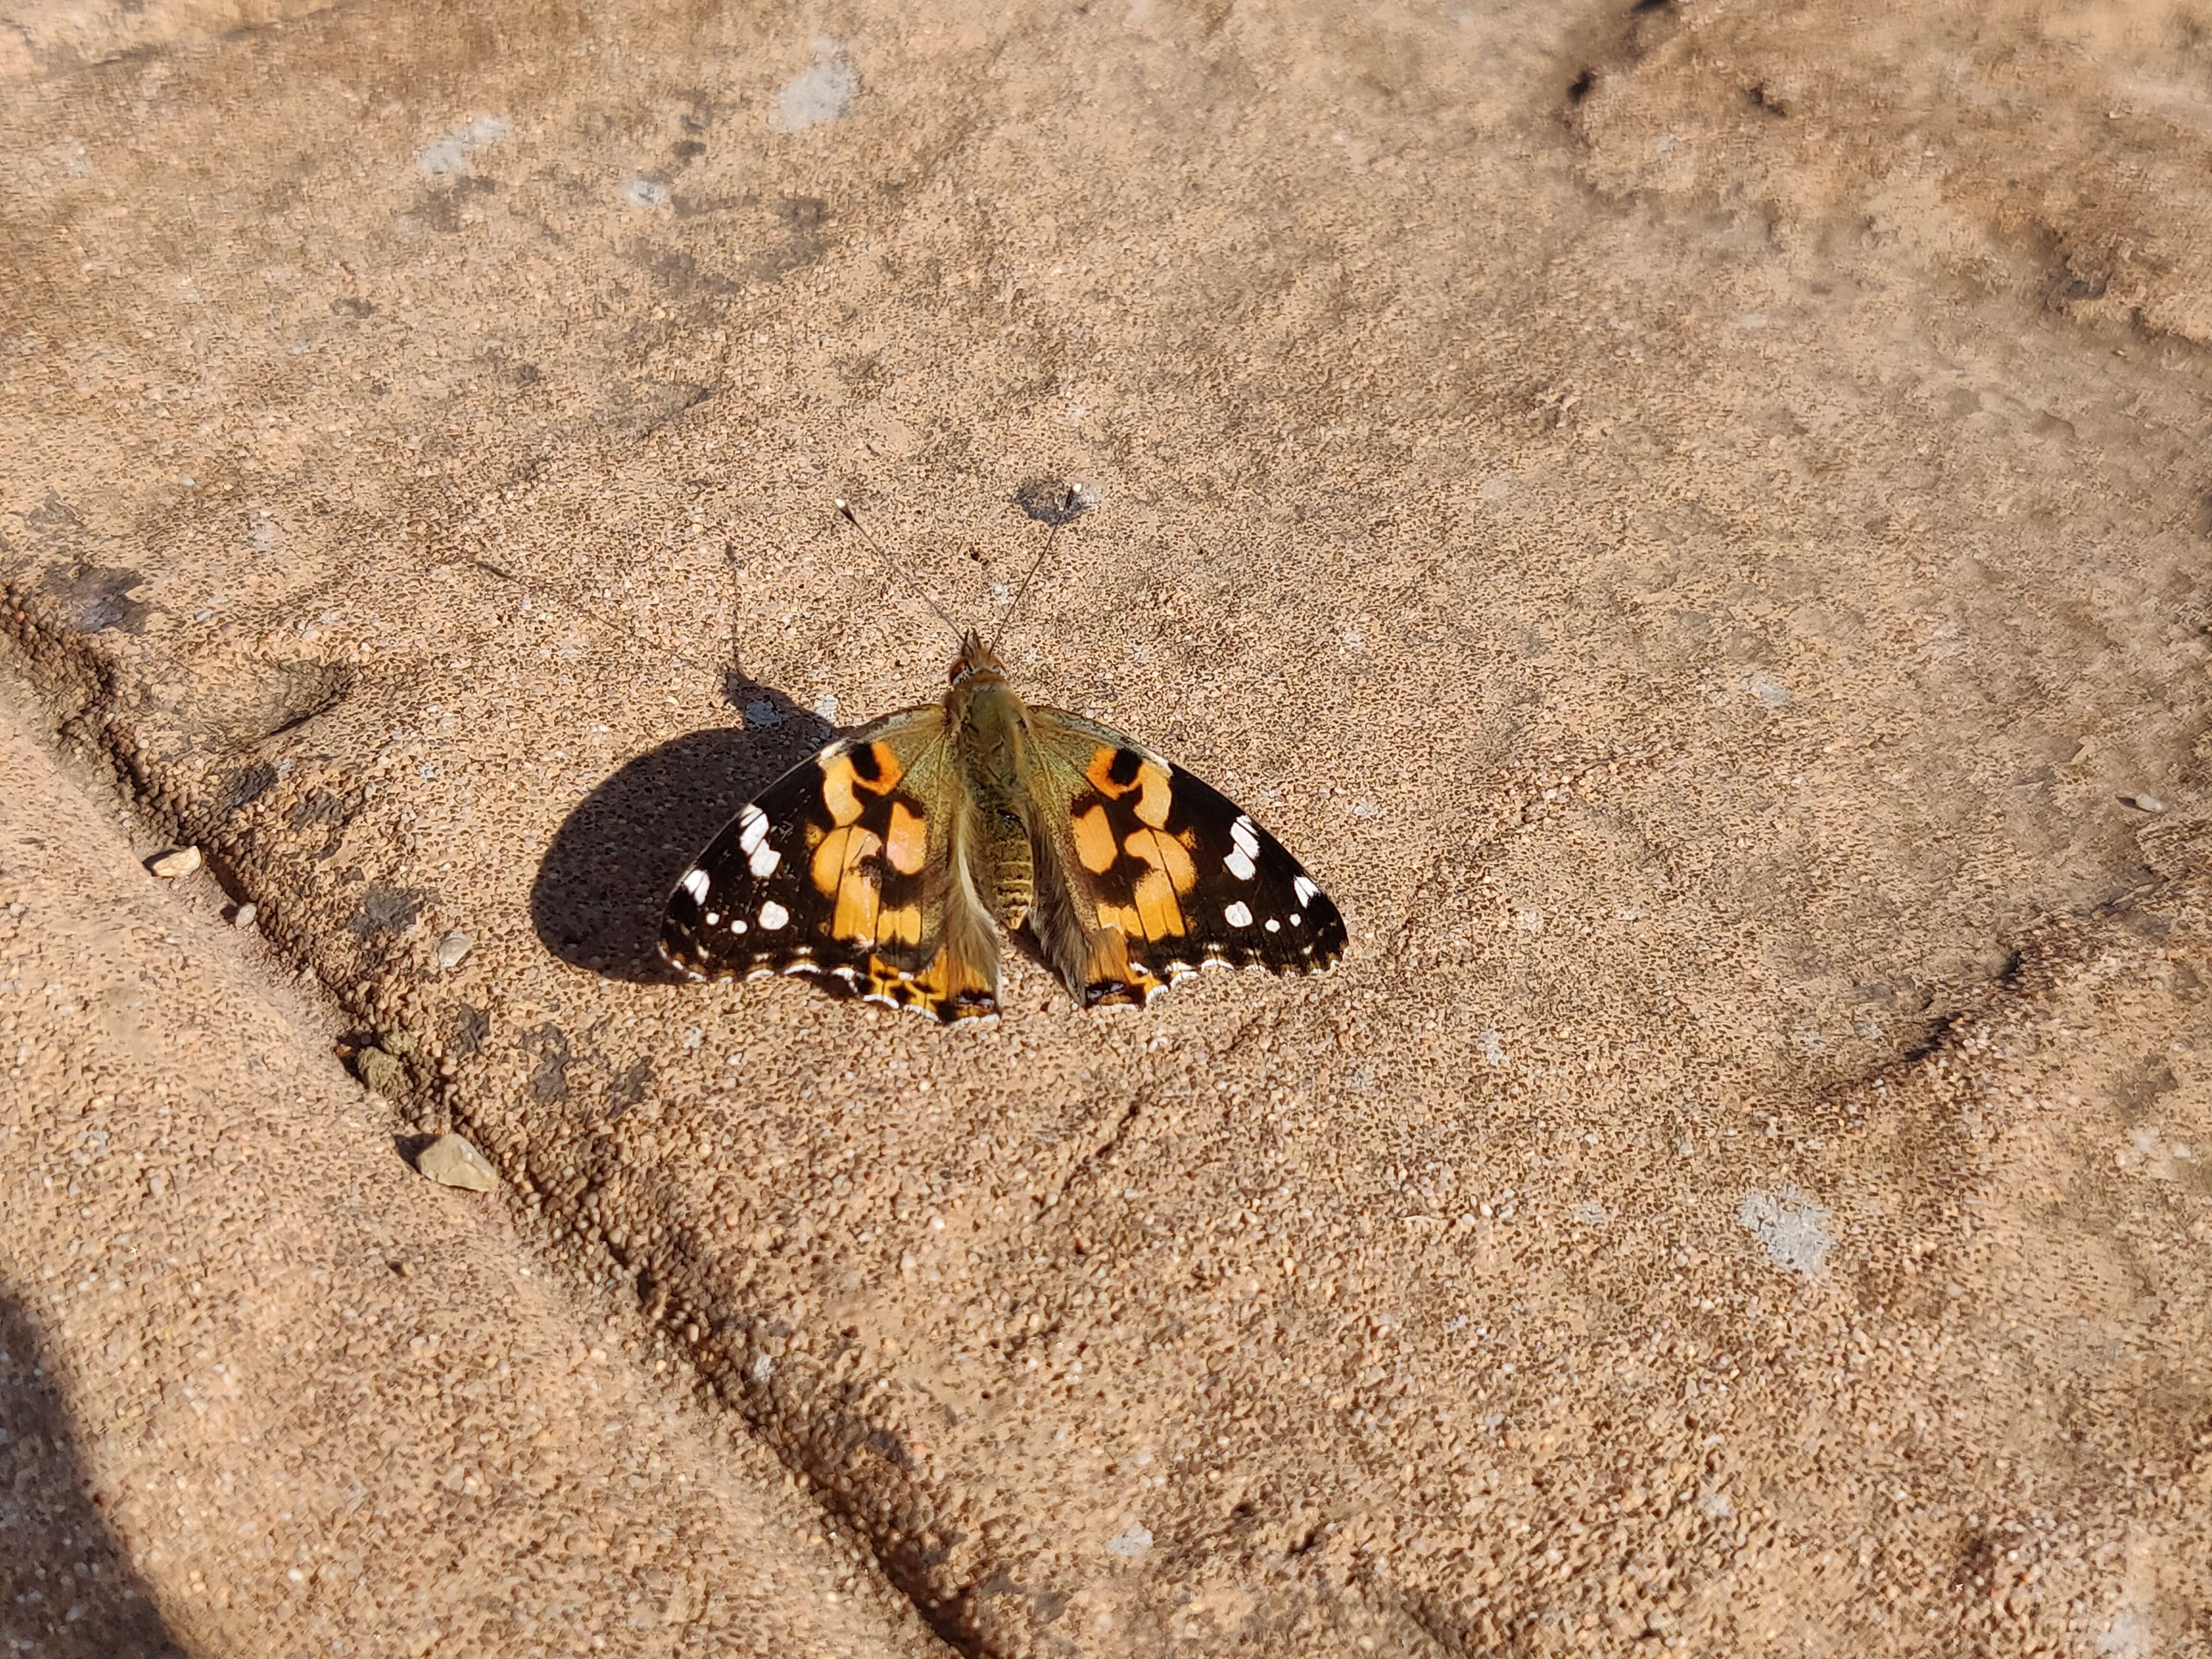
[660,499,1346,1021]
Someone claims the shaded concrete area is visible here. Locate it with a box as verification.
[0,673,947,1658]
[3,0,2210,1652]
[0,1294,186,1658]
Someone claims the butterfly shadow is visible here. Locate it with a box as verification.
[531,672,833,983]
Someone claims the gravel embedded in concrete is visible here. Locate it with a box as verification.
[0,679,948,1659]
[4,0,2210,1650]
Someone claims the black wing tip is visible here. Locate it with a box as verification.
[1306,903,1348,966]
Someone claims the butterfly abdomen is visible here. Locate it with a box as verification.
[982,804,1034,930]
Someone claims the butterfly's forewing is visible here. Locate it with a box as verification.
[1024,709,1347,1006]
[661,710,1001,1020]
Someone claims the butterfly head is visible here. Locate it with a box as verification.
[950,630,1010,687]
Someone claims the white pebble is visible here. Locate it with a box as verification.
[147,846,201,879]
[435,930,474,969]
[1105,1524,1152,1559]
[416,1132,498,1192]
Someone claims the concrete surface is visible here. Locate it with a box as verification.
[3,0,2209,1653]
[0,673,949,1656]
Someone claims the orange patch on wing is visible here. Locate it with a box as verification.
[1095,900,1143,939]
[1078,927,1164,1007]
[1124,825,1196,895]
[1131,764,1172,829]
[864,940,994,1021]
[833,867,881,943]
[810,825,878,895]
[1071,803,1118,873]
[820,742,905,827]
[885,801,928,875]
[811,825,885,943]
[876,902,923,947]
[1083,747,1129,795]
[1130,866,1185,939]
[1083,748,1172,829]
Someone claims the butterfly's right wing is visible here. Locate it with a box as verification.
[660,708,1001,1021]
[1019,708,1347,1007]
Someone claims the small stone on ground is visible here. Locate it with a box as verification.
[416,1132,499,1191]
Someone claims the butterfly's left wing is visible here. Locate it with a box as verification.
[660,708,1003,1021]
[1019,708,1347,1007]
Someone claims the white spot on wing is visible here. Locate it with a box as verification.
[731,918,747,933]
[1224,901,1254,928]
[1293,876,1320,907]
[1265,917,1280,933]
[704,912,720,926]
[1225,848,1256,881]
[757,900,790,931]
[738,805,770,854]
[681,869,710,902]
[748,842,781,878]
[1289,912,1302,926]
[1230,816,1261,858]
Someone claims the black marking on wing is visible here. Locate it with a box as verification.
[1133,763,1345,975]
[659,750,861,986]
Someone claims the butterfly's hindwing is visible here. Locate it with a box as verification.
[660,711,1002,1021]
[1025,712,1348,1006]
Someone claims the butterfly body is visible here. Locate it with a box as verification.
[661,632,1346,1022]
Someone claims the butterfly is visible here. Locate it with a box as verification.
[659,498,1346,1022]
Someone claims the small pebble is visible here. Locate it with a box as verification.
[147,846,202,878]
[416,1132,499,1192]
[2120,792,2166,813]
[232,902,257,928]
[435,930,475,969]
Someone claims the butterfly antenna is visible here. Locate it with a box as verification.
[834,499,964,642]
[990,481,1083,654]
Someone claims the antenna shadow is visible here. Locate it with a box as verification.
[532,672,831,983]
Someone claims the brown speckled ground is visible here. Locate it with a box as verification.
[0,675,949,1657]
[3,0,2209,1653]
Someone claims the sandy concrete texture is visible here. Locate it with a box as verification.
[3,0,2210,1653]
[0,677,950,1656]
